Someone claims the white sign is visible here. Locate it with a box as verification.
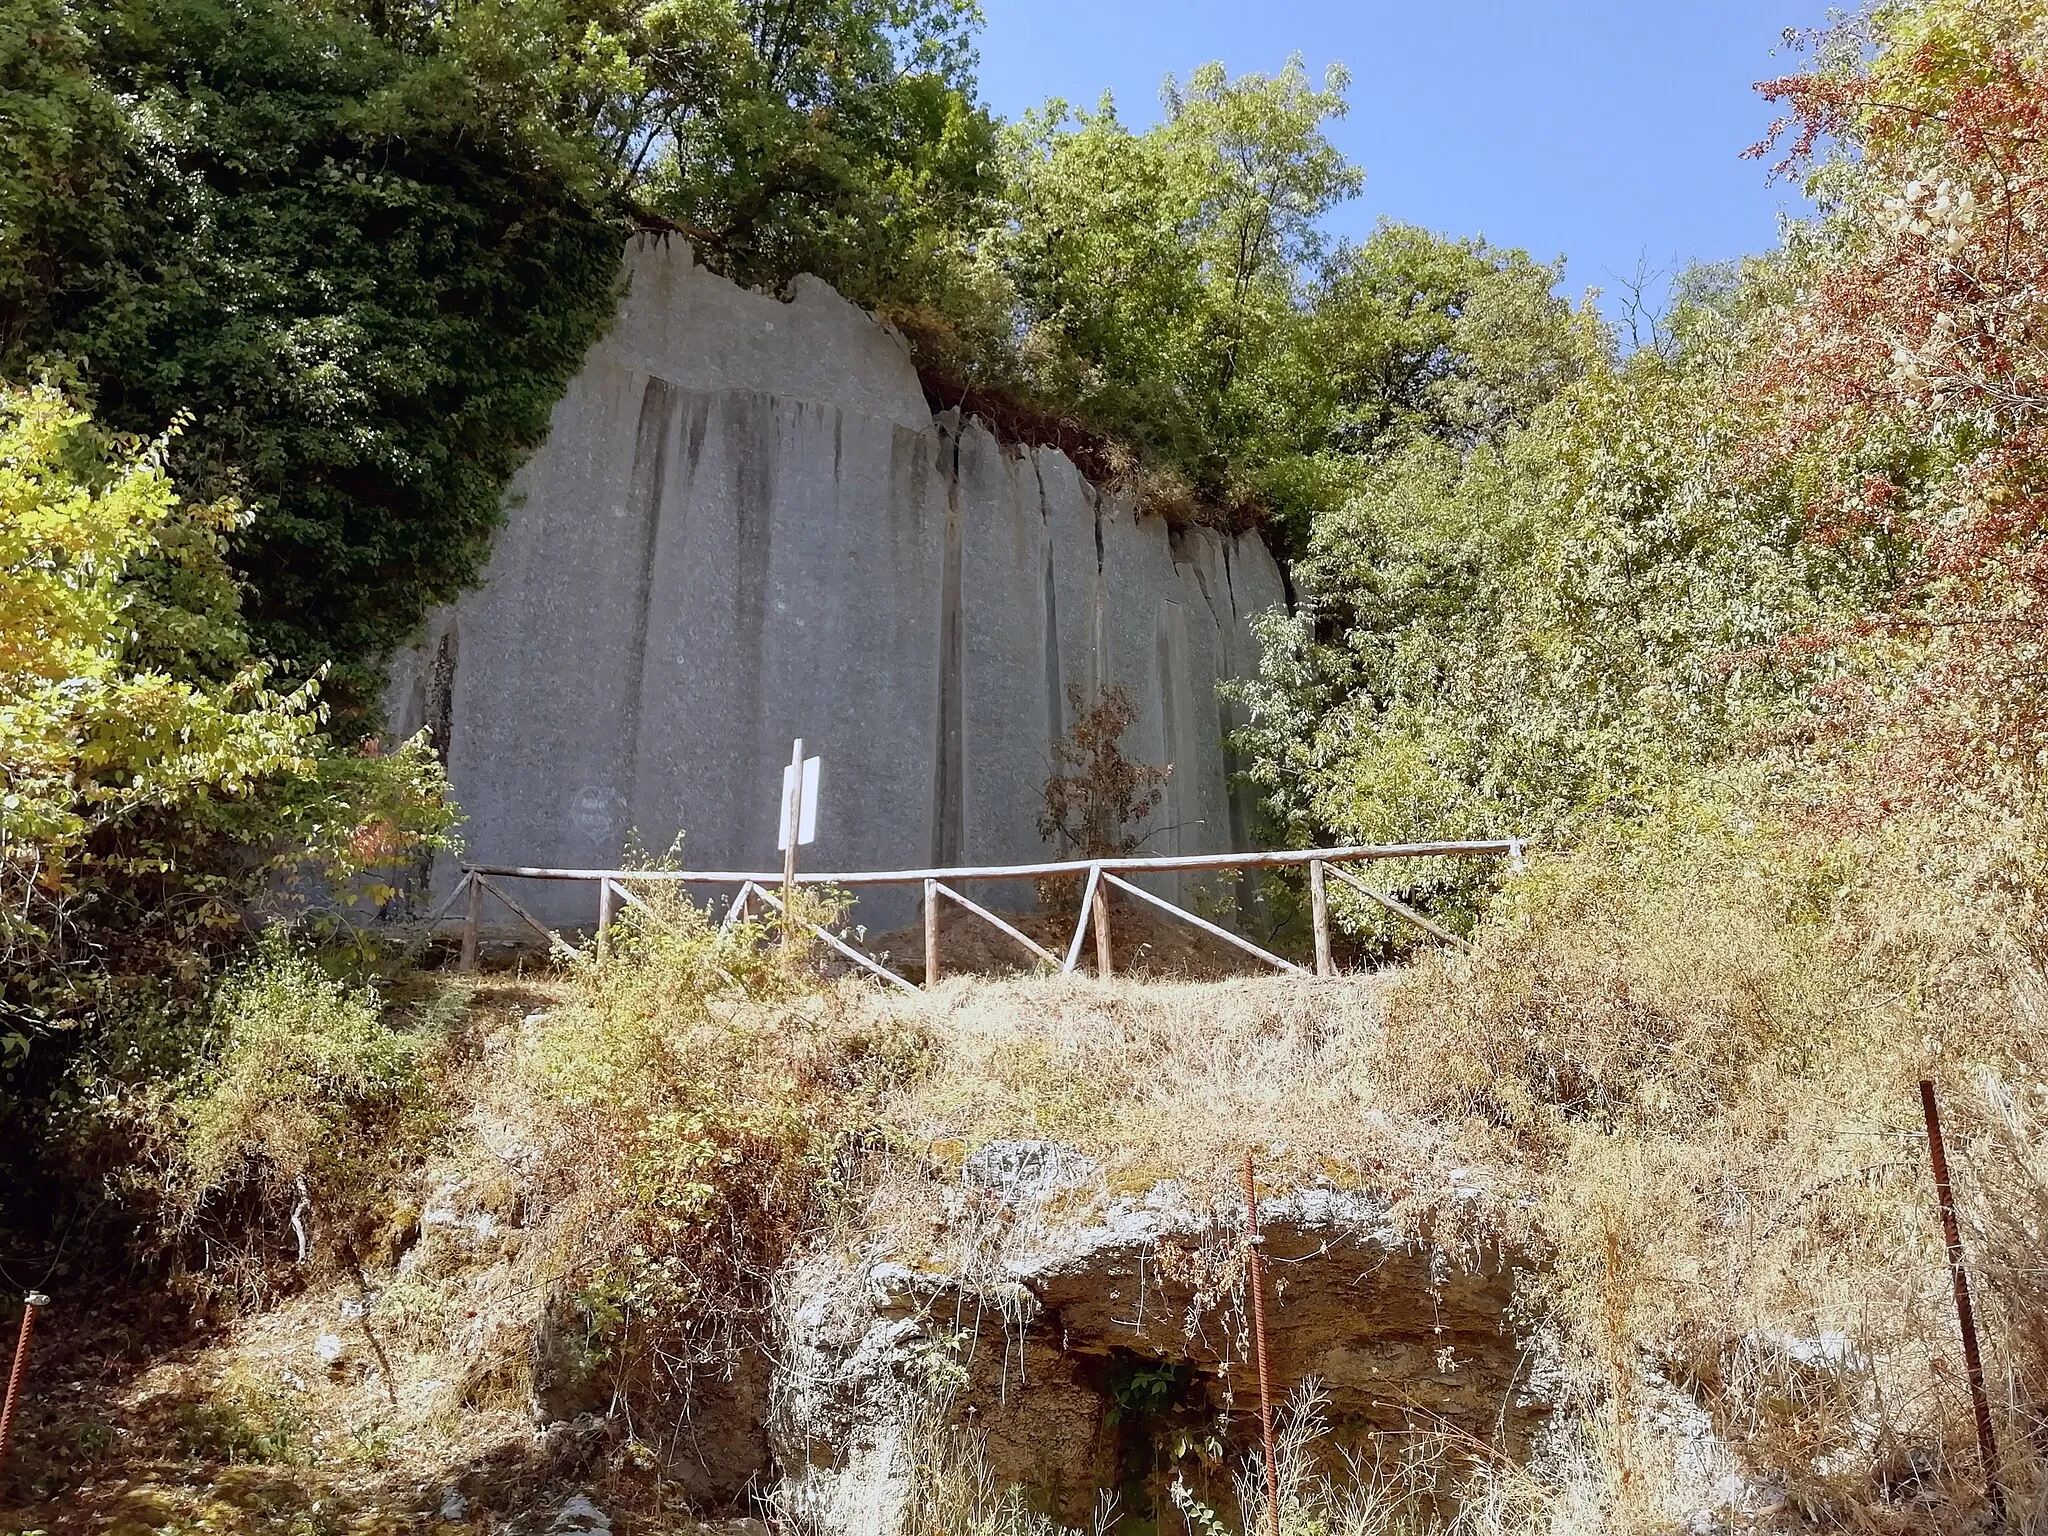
[777,755,821,850]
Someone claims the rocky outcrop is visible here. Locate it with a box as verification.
[385,237,1289,933]
[768,1147,1547,1534]
[411,1130,1542,1531]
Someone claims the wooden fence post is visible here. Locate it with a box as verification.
[1091,869,1113,979]
[459,873,481,972]
[781,737,804,950]
[924,878,940,988]
[1310,859,1333,977]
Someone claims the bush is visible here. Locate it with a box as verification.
[177,929,446,1261]
[516,886,929,1405]
[1381,799,1863,1137]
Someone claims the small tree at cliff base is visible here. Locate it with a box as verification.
[1036,682,1172,916]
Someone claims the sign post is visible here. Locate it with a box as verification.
[777,738,821,946]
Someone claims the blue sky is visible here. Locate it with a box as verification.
[971,0,1828,321]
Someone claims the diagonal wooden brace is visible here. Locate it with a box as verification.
[747,885,920,995]
[931,881,1061,968]
[1062,864,1103,974]
[1097,871,1309,976]
[1324,863,1471,951]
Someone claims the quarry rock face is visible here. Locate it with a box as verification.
[387,236,1289,931]
[768,1179,1547,1534]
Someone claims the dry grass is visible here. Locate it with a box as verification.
[861,971,1506,1223]
[1353,805,2048,1534]
[20,801,2048,1535]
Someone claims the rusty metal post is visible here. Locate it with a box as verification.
[1241,1155,1280,1536]
[0,1292,48,1469]
[1920,1079,2005,1528]
[924,878,940,988]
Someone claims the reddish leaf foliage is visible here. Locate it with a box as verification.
[1741,6,2048,807]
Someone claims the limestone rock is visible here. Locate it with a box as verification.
[548,1494,612,1535]
[960,1139,1101,1203]
[386,237,1289,936]
[768,1175,1545,1534]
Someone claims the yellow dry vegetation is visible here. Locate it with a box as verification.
[13,794,2048,1536]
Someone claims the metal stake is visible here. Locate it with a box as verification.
[0,1292,48,1469]
[1241,1154,1280,1536]
[1920,1079,2005,1528]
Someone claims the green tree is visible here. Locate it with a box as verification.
[1233,280,1884,934]
[1160,58,1361,400]
[0,381,454,1060]
[1246,221,1584,536]
[0,0,130,359]
[645,0,1000,309]
[4,0,628,708]
[1000,92,1210,471]
[1304,223,1579,456]
[999,57,1360,509]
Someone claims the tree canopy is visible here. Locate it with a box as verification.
[1,0,998,704]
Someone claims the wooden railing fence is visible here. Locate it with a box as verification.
[427,839,1527,991]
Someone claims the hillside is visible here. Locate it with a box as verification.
[8,815,2047,1535]
[10,1,2048,1532]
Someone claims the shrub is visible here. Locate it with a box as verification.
[1036,683,1173,919]
[178,929,446,1259]
[517,885,929,1406]
[1381,800,1864,1138]
[1038,682,1173,860]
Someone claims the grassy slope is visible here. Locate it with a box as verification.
[8,811,2048,1536]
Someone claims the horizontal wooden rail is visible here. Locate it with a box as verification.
[459,839,1525,889]
[443,839,1524,979]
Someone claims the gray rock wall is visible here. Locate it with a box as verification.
[387,236,1288,932]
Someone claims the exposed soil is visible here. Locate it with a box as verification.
[872,889,1296,985]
